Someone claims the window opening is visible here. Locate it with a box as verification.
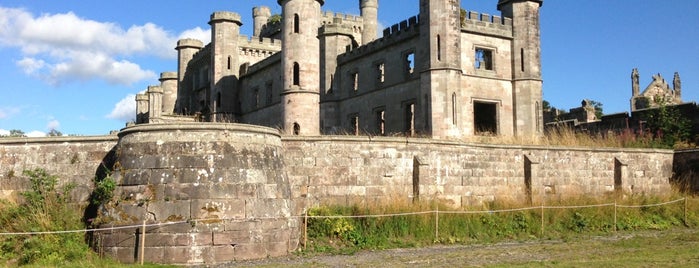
[227,56,232,70]
[520,48,525,72]
[436,35,442,61]
[405,103,415,136]
[351,115,359,136]
[216,92,221,108]
[474,102,498,135]
[293,123,300,135]
[293,14,300,33]
[352,72,359,91]
[377,63,385,83]
[376,110,385,135]
[452,93,457,126]
[293,62,300,86]
[475,48,493,70]
[405,52,415,74]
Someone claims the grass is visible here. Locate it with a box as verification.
[302,194,698,255]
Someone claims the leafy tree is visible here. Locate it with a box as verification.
[268,14,282,23]
[588,100,604,119]
[48,129,63,137]
[9,129,25,137]
[644,95,691,148]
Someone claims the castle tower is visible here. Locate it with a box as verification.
[135,93,149,124]
[175,39,203,114]
[319,18,355,131]
[418,0,463,138]
[498,0,544,136]
[159,72,178,115]
[278,0,323,135]
[253,6,272,37]
[147,85,163,122]
[360,0,379,45]
[209,12,243,122]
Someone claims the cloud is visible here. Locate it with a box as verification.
[0,129,9,136]
[179,27,211,44]
[25,130,46,137]
[107,93,137,122]
[0,7,205,86]
[0,107,20,119]
[46,119,60,130]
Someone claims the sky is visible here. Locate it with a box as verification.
[0,0,697,136]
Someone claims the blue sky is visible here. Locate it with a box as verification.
[0,0,697,136]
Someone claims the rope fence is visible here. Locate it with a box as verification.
[0,197,692,264]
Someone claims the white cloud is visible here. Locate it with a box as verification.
[25,130,46,137]
[0,107,20,119]
[46,119,60,130]
[107,93,137,122]
[179,27,211,44]
[0,7,204,86]
[0,129,9,136]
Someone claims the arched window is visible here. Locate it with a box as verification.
[293,122,300,135]
[293,14,300,34]
[293,62,300,86]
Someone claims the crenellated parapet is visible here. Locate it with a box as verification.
[337,15,420,64]
[238,35,282,54]
[461,10,513,38]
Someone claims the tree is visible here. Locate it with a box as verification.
[9,129,25,137]
[48,129,63,137]
[268,14,282,23]
[588,100,604,119]
[644,95,691,148]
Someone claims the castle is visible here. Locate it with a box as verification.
[135,0,544,138]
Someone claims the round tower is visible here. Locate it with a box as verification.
[175,39,203,114]
[278,0,323,135]
[147,85,163,121]
[360,0,379,45]
[253,6,272,37]
[209,12,242,121]
[159,72,178,115]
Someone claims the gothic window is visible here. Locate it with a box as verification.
[375,109,385,135]
[293,62,300,86]
[293,14,300,34]
[404,51,415,75]
[376,62,385,84]
[475,48,493,70]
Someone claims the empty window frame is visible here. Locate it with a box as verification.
[405,102,416,136]
[293,14,300,33]
[350,114,360,135]
[475,48,493,70]
[404,51,415,75]
[376,62,385,84]
[351,71,359,92]
[473,101,498,135]
[375,109,385,136]
[293,62,300,86]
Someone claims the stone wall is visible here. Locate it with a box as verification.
[283,136,674,209]
[0,136,118,203]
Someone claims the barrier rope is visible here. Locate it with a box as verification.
[0,198,687,236]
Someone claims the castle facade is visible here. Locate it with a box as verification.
[136,0,544,138]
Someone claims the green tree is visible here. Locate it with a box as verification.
[48,129,63,137]
[588,100,604,119]
[9,129,25,137]
[268,14,282,23]
[644,95,691,148]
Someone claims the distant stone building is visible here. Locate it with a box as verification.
[630,68,682,111]
[135,0,544,138]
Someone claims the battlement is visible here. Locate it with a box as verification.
[338,15,420,63]
[461,10,512,38]
[242,51,281,77]
[238,35,281,48]
[321,11,363,23]
[159,72,177,81]
[176,38,204,50]
[209,11,242,25]
[190,43,212,63]
[260,20,282,37]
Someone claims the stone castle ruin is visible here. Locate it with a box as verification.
[136,0,544,138]
[0,0,690,265]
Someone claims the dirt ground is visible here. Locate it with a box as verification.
[215,229,699,268]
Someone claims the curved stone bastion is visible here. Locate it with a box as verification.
[95,123,299,265]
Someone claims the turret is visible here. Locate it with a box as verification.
[498,0,544,136]
[319,18,355,131]
[147,85,163,122]
[159,72,178,115]
[360,0,378,45]
[135,93,149,124]
[209,11,243,122]
[253,6,272,37]
[175,38,203,114]
[417,0,463,137]
[278,0,323,135]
